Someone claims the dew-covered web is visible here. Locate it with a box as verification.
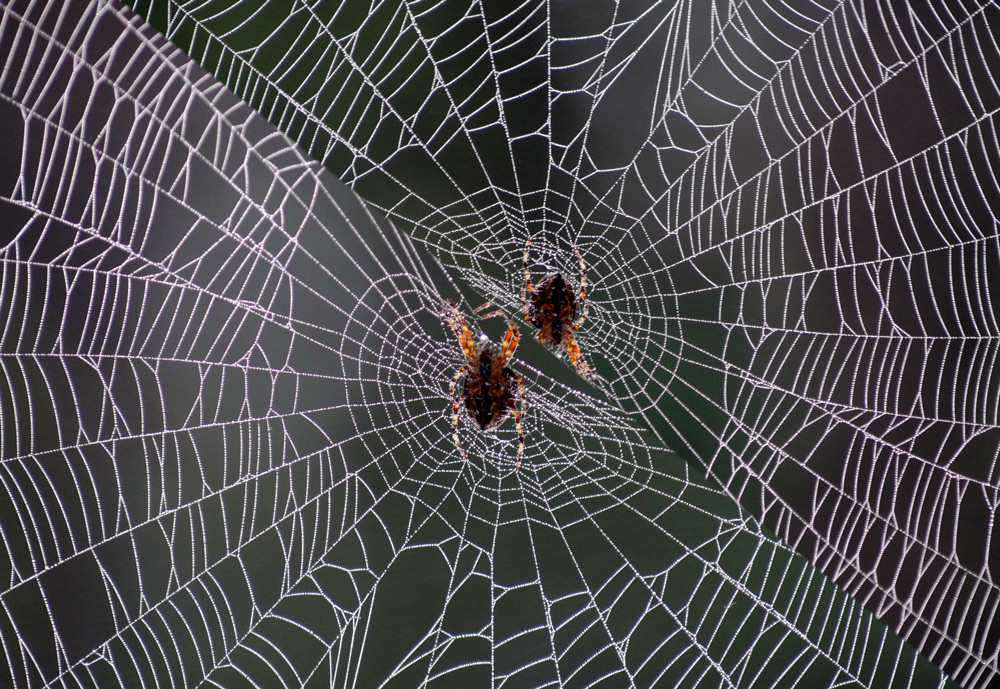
[0,0,995,687]
[115,0,1000,686]
[0,2,956,688]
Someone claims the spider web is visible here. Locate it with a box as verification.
[0,1,990,689]
[0,2,955,687]
[115,0,1000,686]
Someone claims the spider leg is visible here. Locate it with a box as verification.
[522,239,533,320]
[513,373,525,469]
[474,301,505,321]
[443,301,478,366]
[562,329,592,380]
[496,319,520,367]
[450,366,469,459]
[572,246,588,329]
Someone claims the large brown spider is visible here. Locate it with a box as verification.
[521,238,592,380]
[442,301,526,468]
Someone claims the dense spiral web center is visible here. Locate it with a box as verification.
[0,0,997,687]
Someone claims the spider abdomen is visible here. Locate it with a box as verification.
[454,349,513,430]
[521,242,592,380]
[461,376,514,430]
[528,273,577,345]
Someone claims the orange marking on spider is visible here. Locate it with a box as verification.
[561,330,591,380]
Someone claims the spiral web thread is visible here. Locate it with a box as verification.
[110,0,1000,686]
[0,2,966,687]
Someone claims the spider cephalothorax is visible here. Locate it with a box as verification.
[442,301,525,467]
[522,239,592,379]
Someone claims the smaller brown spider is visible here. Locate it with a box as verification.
[442,301,526,468]
[522,238,592,380]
